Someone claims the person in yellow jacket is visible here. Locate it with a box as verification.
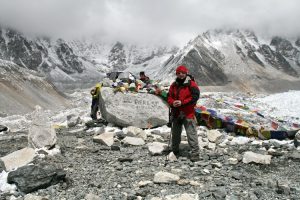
[90,83,103,120]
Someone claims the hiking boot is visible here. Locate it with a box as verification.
[190,153,200,162]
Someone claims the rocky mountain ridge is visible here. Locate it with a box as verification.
[0,27,176,114]
[67,40,178,75]
[0,59,69,116]
[157,30,300,93]
[0,27,176,89]
[2,27,300,93]
[0,28,106,91]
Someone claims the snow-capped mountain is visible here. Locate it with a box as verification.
[0,27,176,91]
[156,30,300,93]
[0,28,105,91]
[0,27,176,114]
[2,27,300,115]
[67,40,178,77]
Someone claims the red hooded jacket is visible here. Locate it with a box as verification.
[167,75,200,119]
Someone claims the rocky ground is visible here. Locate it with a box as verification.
[1,122,300,200]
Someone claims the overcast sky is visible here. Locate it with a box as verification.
[0,0,299,46]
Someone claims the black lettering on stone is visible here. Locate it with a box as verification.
[135,99,143,105]
[123,97,132,104]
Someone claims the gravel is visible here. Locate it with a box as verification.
[1,125,300,200]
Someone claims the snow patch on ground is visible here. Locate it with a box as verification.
[0,171,16,194]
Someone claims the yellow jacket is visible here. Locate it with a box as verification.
[91,83,103,99]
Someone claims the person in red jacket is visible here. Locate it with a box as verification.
[167,65,200,162]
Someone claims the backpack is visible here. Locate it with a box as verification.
[169,74,195,99]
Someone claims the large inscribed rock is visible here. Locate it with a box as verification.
[99,87,169,128]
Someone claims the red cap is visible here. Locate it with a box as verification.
[176,65,188,74]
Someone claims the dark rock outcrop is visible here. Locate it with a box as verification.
[108,42,127,71]
[258,44,298,77]
[7,163,66,193]
[0,29,84,74]
[181,48,228,85]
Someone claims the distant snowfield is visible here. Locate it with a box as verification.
[257,90,300,119]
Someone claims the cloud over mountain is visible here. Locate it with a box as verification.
[0,0,299,46]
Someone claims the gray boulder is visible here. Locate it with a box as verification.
[7,163,66,194]
[28,106,57,149]
[28,124,57,149]
[67,114,81,128]
[99,87,169,128]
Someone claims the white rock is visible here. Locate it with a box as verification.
[227,136,234,141]
[189,181,202,187]
[126,126,147,140]
[138,180,153,187]
[24,194,48,200]
[37,147,61,157]
[207,130,223,143]
[218,142,227,148]
[229,137,251,145]
[228,158,239,165]
[242,151,272,164]
[212,162,222,168]
[0,147,36,171]
[93,132,114,146]
[85,193,102,200]
[167,152,177,161]
[147,142,168,155]
[150,198,162,200]
[165,193,199,200]
[122,136,145,146]
[68,127,85,133]
[153,171,180,183]
[251,140,263,146]
[267,148,277,155]
[207,142,216,150]
[150,134,164,142]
